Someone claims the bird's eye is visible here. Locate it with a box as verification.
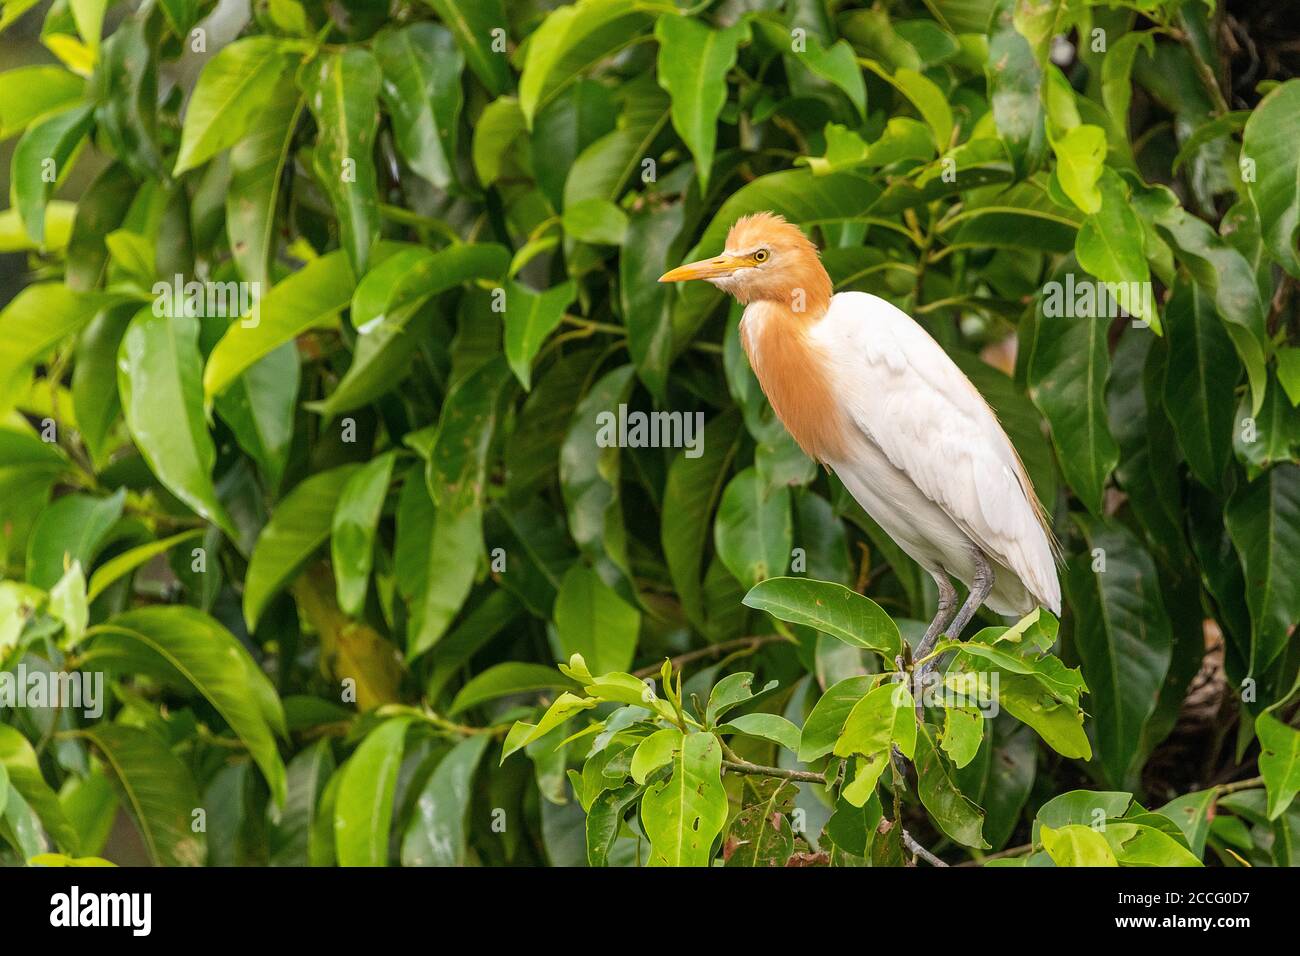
[753,249,769,262]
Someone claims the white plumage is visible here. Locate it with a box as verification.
[794,291,1058,615]
[661,211,1060,646]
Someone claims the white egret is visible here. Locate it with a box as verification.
[660,212,1060,674]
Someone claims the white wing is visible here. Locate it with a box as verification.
[814,291,1060,613]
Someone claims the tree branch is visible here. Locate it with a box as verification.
[632,635,788,679]
[722,758,826,784]
[902,829,949,867]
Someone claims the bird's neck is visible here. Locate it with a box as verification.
[739,298,850,463]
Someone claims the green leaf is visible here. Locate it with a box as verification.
[26,488,124,590]
[204,250,355,402]
[944,639,1086,708]
[1028,260,1119,516]
[631,726,682,784]
[49,560,87,644]
[269,739,334,866]
[472,96,526,186]
[941,706,984,770]
[725,776,798,867]
[561,197,627,245]
[705,671,775,726]
[226,74,303,289]
[214,340,299,492]
[798,675,877,762]
[401,734,489,865]
[300,49,382,276]
[174,36,301,174]
[502,692,598,761]
[331,451,396,616]
[518,0,653,127]
[721,713,801,754]
[317,244,509,415]
[86,530,202,601]
[1074,170,1155,330]
[1242,78,1300,277]
[553,565,640,676]
[1100,31,1153,148]
[0,725,79,854]
[560,364,636,587]
[1161,278,1238,489]
[0,64,83,139]
[585,778,643,865]
[1012,0,1071,62]
[70,725,204,866]
[743,577,901,658]
[1040,823,1117,866]
[1049,122,1105,216]
[418,0,510,96]
[799,39,868,120]
[1257,713,1300,821]
[714,467,791,590]
[1066,515,1172,789]
[410,504,483,658]
[563,76,670,210]
[915,724,987,848]
[93,605,288,805]
[997,673,1091,760]
[654,16,748,192]
[244,465,361,629]
[858,59,948,148]
[1235,372,1300,477]
[641,731,727,867]
[0,283,133,419]
[985,2,1045,177]
[1277,347,1300,406]
[118,306,236,537]
[1155,203,1269,414]
[449,663,577,716]
[334,717,410,866]
[835,682,915,807]
[503,280,576,389]
[13,103,93,244]
[376,22,464,191]
[1224,463,1300,675]
[661,411,740,630]
[428,355,509,515]
[1103,822,1202,867]
[71,302,133,460]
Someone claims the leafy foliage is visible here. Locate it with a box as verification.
[0,0,1297,868]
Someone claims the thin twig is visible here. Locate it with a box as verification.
[722,758,826,784]
[1215,774,1264,796]
[902,829,949,867]
[632,635,788,679]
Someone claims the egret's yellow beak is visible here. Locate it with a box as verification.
[658,254,742,282]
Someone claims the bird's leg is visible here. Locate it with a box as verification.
[914,572,958,662]
[912,572,957,716]
[919,550,995,681]
[944,548,995,644]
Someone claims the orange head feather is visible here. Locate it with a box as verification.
[660,212,846,462]
[660,212,833,319]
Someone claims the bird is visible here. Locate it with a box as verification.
[659,212,1060,674]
